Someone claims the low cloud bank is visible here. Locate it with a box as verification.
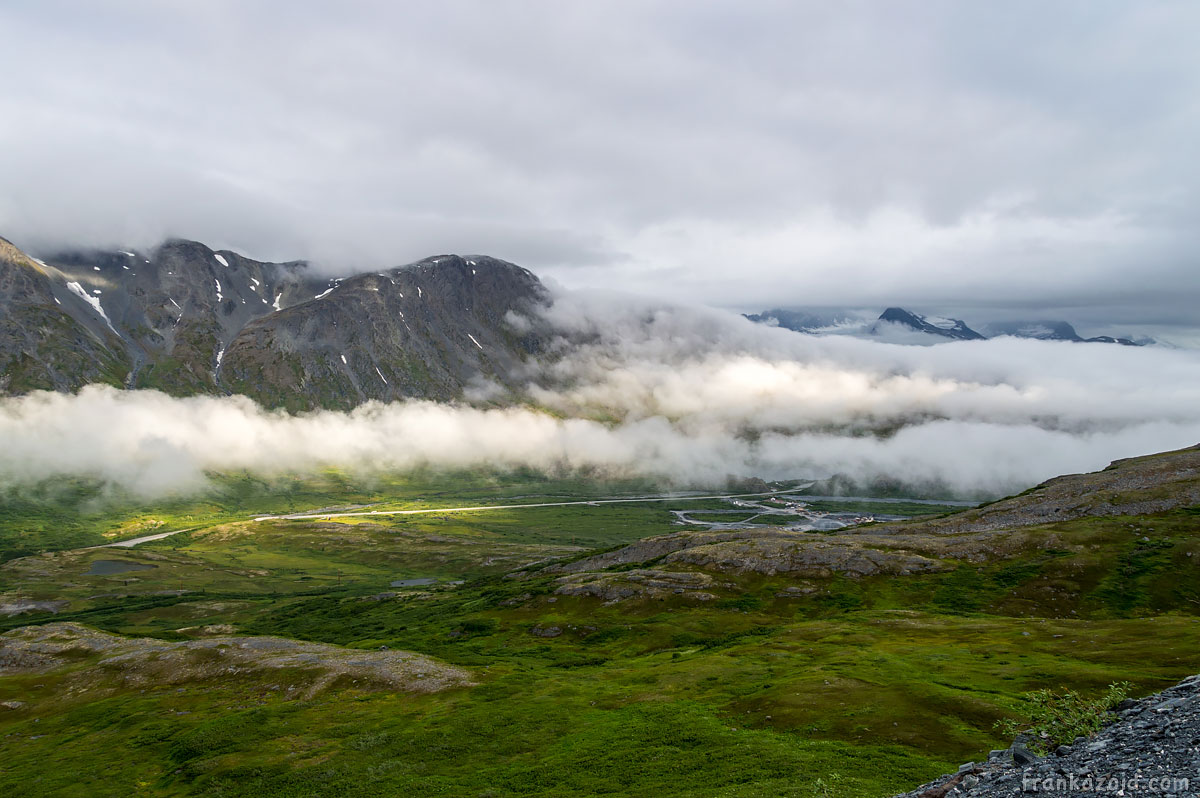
[2,293,1199,499]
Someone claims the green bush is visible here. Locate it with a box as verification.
[996,681,1132,754]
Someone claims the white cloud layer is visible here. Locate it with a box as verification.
[2,295,1198,499]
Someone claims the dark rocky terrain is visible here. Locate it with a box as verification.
[0,235,549,408]
[896,674,1200,797]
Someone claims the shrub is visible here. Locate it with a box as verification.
[996,681,1132,754]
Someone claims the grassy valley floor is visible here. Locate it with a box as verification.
[1,465,1198,796]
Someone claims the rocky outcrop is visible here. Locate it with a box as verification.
[553,569,719,603]
[867,444,1200,538]
[895,674,1200,797]
[665,535,945,578]
[0,622,474,698]
[545,528,948,581]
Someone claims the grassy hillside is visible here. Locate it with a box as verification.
[1,449,1198,796]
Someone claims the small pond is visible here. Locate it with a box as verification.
[86,559,158,576]
[390,578,438,588]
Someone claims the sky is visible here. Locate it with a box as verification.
[1,1,1198,329]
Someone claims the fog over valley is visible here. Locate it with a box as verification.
[3,290,1197,499]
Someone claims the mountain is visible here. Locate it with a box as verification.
[0,237,131,393]
[0,236,549,409]
[1081,334,1143,346]
[983,320,1145,346]
[741,308,866,333]
[980,320,1084,341]
[873,307,986,340]
[220,255,548,410]
[744,304,1151,346]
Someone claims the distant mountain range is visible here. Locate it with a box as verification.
[0,232,1162,412]
[0,236,549,409]
[747,306,1148,346]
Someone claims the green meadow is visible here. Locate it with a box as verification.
[1,471,1198,796]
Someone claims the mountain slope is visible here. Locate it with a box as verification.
[530,444,1200,604]
[874,307,986,340]
[222,256,547,409]
[741,307,866,333]
[0,237,549,409]
[0,237,130,392]
[980,320,1084,341]
[744,305,1150,346]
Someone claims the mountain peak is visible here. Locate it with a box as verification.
[0,236,551,407]
[875,307,985,340]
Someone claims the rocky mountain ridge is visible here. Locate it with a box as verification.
[0,235,550,409]
[748,305,1148,345]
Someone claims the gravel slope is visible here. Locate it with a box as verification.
[896,674,1200,797]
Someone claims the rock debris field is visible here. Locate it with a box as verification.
[897,674,1200,796]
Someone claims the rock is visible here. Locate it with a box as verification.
[775,584,819,598]
[1010,743,1037,766]
[1155,697,1188,712]
[0,599,69,617]
[0,622,473,697]
[499,593,533,607]
[895,669,1200,796]
[552,569,718,603]
[530,625,562,638]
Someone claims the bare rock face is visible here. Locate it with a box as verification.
[553,569,719,603]
[0,622,474,698]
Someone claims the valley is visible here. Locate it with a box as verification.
[6,5,1199,795]
[2,449,1199,796]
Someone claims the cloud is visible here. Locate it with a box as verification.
[0,2,1197,323]
[2,293,1198,499]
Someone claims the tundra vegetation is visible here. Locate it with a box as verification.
[1,450,1198,797]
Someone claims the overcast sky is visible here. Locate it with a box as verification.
[1,1,1197,326]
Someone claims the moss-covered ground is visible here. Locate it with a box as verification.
[1,472,1197,796]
